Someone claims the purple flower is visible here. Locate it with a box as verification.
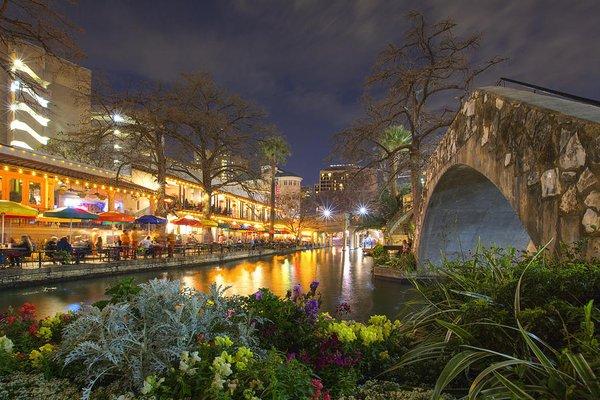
[286,352,296,362]
[226,308,235,319]
[309,280,319,292]
[254,290,263,300]
[292,284,302,301]
[304,298,319,320]
[335,302,351,316]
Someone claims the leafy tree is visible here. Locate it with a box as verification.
[260,135,291,240]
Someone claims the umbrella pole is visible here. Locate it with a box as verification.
[1,214,4,244]
[69,220,73,241]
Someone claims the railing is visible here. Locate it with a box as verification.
[498,77,600,107]
[0,242,310,270]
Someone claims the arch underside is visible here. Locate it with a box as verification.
[418,164,532,265]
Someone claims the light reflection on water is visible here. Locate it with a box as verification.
[0,248,418,321]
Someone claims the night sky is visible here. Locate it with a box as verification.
[69,1,600,184]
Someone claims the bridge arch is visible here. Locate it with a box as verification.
[413,86,600,264]
[418,164,532,264]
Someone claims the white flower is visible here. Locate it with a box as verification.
[212,374,226,389]
[141,380,153,395]
[179,359,190,372]
[0,336,13,353]
[190,351,201,363]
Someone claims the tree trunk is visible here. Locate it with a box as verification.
[156,162,167,217]
[409,141,422,222]
[387,157,399,201]
[155,133,167,217]
[269,163,276,241]
[202,188,214,243]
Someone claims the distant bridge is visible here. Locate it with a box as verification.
[413,86,600,264]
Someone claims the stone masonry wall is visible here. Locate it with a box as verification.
[415,86,600,259]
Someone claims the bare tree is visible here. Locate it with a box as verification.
[336,11,504,213]
[47,82,178,216]
[166,72,269,218]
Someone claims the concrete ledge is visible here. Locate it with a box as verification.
[372,265,438,282]
[0,247,309,289]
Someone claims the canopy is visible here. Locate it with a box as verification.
[0,200,39,218]
[97,211,135,223]
[0,201,39,243]
[172,216,203,227]
[135,215,167,224]
[217,222,230,229]
[42,207,99,220]
[202,219,218,228]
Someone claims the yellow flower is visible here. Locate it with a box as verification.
[215,335,233,347]
[37,326,52,341]
[328,321,357,342]
[39,343,54,354]
[29,350,43,368]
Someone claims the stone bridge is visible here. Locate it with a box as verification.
[415,86,600,265]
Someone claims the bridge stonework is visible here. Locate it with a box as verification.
[415,86,600,264]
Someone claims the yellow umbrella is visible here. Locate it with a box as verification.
[202,219,219,227]
[0,200,39,243]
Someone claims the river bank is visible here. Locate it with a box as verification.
[0,246,318,289]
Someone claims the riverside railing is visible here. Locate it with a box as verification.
[0,242,309,270]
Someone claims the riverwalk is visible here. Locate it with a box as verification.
[0,245,315,289]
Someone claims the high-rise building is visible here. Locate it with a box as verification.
[1,40,91,150]
[314,164,359,194]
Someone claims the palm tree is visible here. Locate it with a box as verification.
[260,135,291,241]
[381,125,412,201]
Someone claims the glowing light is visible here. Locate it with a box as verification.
[10,120,50,145]
[11,59,50,88]
[10,140,34,150]
[112,113,124,123]
[9,102,50,126]
[358,206,368,216]
[113,143,122,150]
[11,81,49,107]
[322,208,332,219]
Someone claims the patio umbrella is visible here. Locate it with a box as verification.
[97,211,135,223]
[135,214,167,234]
[135,215,167,225]
[172,216,203,227]
[202,219,218,228]
[0,200,39,243]
[42,207,99,240]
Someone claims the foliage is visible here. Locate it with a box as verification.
[337,380,455,400]
[373,247,416,272]
[59,279,259,399]
[0,372,80,400]
[143,339,314,400]
[426,263,600,400]
[1,251,599,400]
[93,277,142,309]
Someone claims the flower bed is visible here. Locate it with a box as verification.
[0,248,599,399]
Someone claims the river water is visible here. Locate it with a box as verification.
[0,248,418,320]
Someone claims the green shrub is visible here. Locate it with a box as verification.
[337,380,456,399]
[0,372,79,400]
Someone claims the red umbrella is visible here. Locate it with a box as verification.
[97,211,135,223]
[172,216,203,227]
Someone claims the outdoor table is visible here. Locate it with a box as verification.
[0,247,28,268]
[72,246,91,264]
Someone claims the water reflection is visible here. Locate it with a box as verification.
[0,248,418,320]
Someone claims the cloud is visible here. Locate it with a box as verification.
[69,0,600,183]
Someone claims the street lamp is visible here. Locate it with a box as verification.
[357,206,368,216]
[321,207,332,219]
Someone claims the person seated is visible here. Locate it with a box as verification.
[45,236,59,264]
[9,235,33,267]
[139,236,154,257]
[56,236,73,264]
